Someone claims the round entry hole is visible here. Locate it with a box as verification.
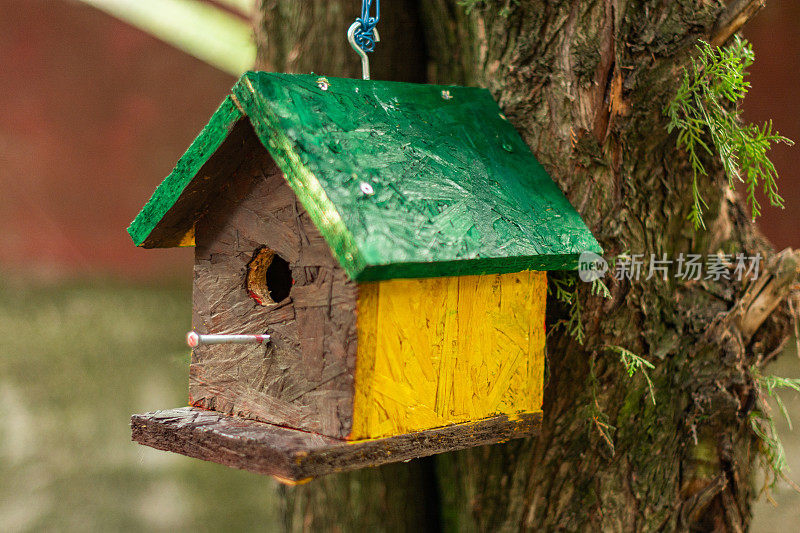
[247,247,292,305]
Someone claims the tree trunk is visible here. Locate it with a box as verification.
[254,1,797,530]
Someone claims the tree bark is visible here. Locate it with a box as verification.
[254,1,797,531]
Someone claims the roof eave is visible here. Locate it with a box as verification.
[354,245,604,282]
[127,95,246,247]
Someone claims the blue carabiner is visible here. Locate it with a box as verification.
[354,0,380,53]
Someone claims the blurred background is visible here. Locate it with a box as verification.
[0,0,797,530]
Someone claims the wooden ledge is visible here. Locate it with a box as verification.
[131,407,542,483]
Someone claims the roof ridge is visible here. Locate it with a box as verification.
[128,72,601,281]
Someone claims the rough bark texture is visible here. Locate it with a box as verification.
[191,120,358,438]
[254,0,797,531]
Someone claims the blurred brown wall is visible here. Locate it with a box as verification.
[0,1,797,279]
[744,2,800,250]
[0,0,235,278]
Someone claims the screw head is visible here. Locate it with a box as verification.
[360,182,375,195]
[441,90,453,100]
[317,77,330,90]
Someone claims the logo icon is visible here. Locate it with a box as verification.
[578,251,608,283]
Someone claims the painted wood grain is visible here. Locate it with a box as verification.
[351,271,547,439]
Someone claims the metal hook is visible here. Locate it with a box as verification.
[347,21,380,80]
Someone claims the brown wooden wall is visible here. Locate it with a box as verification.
[189,121,358,439]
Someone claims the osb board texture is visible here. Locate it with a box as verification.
[352,270,547,440]
[190,141,358,439]
[129,72,602,281]
[131,407,542,482]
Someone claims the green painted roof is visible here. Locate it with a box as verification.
[129,72,601,281]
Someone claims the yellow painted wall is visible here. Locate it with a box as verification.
[350,270,547,440]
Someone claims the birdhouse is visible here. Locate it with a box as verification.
[129,72,600,484]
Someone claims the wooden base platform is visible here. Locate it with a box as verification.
[131,407,542,483]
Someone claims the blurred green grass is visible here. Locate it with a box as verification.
[0,276,283,532]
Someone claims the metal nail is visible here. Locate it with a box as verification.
[187,331,270,348]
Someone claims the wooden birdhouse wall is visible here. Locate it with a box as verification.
[190,122,359,439]
[351,271,547,440]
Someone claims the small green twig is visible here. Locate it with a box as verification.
[606,345,656,405]
[548,274,584,344]
[587,352,616,455]
[751,368,800,491]
[592,278,612,300]
[665,36,793,230]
